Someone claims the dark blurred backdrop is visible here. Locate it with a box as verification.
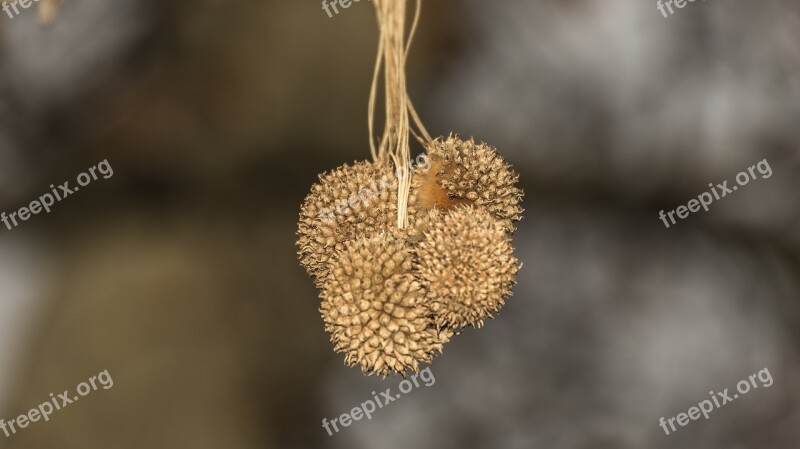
[0,1,799,448]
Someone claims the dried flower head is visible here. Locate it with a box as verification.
[296,161,398,286]
[297,136,524,376]
[416,206,520,329]
[320,232,448,377]
[413,135,524,231]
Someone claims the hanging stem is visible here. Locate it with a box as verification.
[368,0,430,229]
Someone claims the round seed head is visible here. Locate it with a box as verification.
[320,232,449,377]
[413,135,524,231]
[296,161,398,286]
[416,207,520,329]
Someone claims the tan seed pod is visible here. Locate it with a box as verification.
[413,135,524,231]
[297,160,434,286]
[296,161,398,286]
[416,206,520,330]
[320,232,449,377]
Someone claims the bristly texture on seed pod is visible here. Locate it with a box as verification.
[416,206,520,330]
[413,135,524,231]
[296,161,398,286]
[320,231,449,377]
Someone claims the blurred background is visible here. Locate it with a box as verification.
[0,0,799,448]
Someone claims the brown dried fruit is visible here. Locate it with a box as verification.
[298,136,524,376]
[296,161,398,286]
[416,206,520,329]
[320,232,448,377]
[413,135,524,231]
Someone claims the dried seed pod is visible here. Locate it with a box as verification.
[413,135,524,231]
[404,199,440,244]
[297,160,434,286]
[296,161,398,285]
[416,206,520,330]
[320,232,448,377]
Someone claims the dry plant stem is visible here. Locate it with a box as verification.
[38,0,64,24]
[368,0,430,229]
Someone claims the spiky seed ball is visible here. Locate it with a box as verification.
[404,200,440,244]
[320,232,448,377]
[416,206,520,330]
[297,160,435,286]
[413,135,524,231]
[296,161,398,286]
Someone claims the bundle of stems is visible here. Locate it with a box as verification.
[368,0,432,229]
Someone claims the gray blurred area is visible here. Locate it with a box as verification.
[0,0,798,448]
